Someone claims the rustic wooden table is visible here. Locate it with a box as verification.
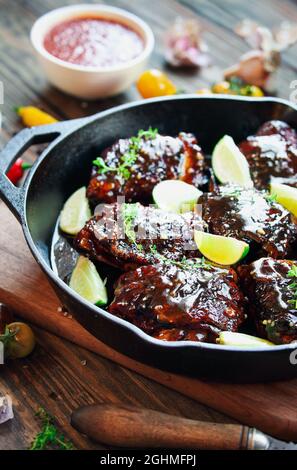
[0,0,297,451]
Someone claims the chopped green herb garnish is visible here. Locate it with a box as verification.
[243,85,255,96]
[228,76,245,93]
[30,408,75,450]
[288,265,297,278]
[93,127,158,180]
[265,193,277,204]
[92,157,116,174]
[222,187,242,198]
[227,77,254,96]
[137,127,158,140]
[150,245,212,271]
[288,299,297,309]
[122,203,139,244]
[287,265,297,310]
[150,244,158,254]
[220,187,255,203]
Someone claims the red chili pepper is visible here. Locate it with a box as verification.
[6,158,32,185]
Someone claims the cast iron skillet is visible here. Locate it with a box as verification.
[1,95,297,383]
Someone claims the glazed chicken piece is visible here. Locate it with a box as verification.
[108,261,245,342]
[239,120,297,189]
[74,203,204,271]
[87,131,207,204]
[200,185,297,259]
[239,258,297,344]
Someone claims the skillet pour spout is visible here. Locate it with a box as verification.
[1,95,297,382]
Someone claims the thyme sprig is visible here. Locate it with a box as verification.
[150,245,212,271]
[137,127,158,140]
[288,264,297,309]
[30,408,75,451]
[122,203,139,244]
[93,127,158,180]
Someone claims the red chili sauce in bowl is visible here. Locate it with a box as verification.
[43,17,144,68]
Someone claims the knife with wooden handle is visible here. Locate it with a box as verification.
[71,404,272,450]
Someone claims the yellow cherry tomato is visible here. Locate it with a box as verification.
[137,69,177,99]
[248,85,264,97]
[6,322,36,358]
[211,81,231,94]
[196,88,212,95]
[16,106,58,127]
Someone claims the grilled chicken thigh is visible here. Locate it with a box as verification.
[74,203,204,271]
[87,131,207,204]
[200,185,297,259]
[239,120,297,189]
[239,258,297,344]
[109,261,245,342]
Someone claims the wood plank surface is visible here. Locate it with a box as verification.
[1,196,237,450]
[2,179,297,445]
[0,0,297,450]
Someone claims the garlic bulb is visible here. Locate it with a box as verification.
[164,18,211,68]
[0,394,14,424]
[224,20,297,91]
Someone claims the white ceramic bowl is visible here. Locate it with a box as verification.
[30,4,155,100]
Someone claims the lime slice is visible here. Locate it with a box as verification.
[153,180,202,213]
[60,187,91,235]
[212,135,253,187]
[270,182,297,217]
[194,230,249,265]
[69,256,108,306]
[218,331,274,347]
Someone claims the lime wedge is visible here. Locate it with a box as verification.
[152,180,202,213]
[212,135,253,187]
[218,331,274,347]
[194,230,249,265]
[69,256,108,306]
[60,187,91,235]
[270,182,297,217]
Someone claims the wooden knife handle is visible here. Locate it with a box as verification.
[71,404,259,450]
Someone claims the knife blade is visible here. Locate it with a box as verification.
[265,435,297,450]
[71,404,297,450]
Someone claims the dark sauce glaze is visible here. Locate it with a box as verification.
[239,258,297,344]
[200,185,297,259]
[74,203,205,271]
[239,120,297,189]
[51,122,297,345]
[87,133,208,205]
[109,262,245,342]
[51,224,121,302]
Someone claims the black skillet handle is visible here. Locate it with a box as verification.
[0,119,83,222]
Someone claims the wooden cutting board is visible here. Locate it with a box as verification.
[1,201,297,442]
